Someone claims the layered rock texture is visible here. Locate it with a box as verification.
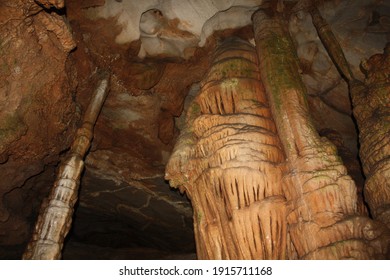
[1,0,389,259]
[166,37,287,259]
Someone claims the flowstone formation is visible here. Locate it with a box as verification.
[166,37,287,259]
[166,5,390,259]
[352,44,390,229]
[2,0,390,260]
[252,6,389,260]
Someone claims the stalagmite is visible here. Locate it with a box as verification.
[23,72,110,260]
[252,7,389,259]
[302,2,390,230]
[166,37,287,259]
[356,45,390,228]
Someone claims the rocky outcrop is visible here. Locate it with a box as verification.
[0,0,77,247]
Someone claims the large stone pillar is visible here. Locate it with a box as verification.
[252,7,389,259]
[166,37,287,259]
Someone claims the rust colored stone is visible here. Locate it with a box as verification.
[0,0,77,246]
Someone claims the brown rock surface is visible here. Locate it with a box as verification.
[1,0,388,259]
[0,0,77,247]
[352,44,390,228]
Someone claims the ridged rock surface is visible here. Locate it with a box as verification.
[1,0,388,259]
[166,38,287,259]
[352,44,390,229]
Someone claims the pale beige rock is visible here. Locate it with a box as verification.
[86,0,263,58]
[23,74,109,260]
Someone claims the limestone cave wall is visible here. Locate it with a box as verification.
[0,0,388,259]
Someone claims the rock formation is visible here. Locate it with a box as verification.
[23,72,109,260]
[166,37,287,259]
[253,6,388,259]
[0,0,77,249]
[352,44,390,229]
[0,0,389,259]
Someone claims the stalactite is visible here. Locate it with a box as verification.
[308,5,354,81]
[253,8,389,259]
[23,72,110,260]
[166,37,287,259]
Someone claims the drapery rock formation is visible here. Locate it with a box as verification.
[1,0,389,259]
[166,37,287,259]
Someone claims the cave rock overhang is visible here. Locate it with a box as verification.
[85,0,263,58]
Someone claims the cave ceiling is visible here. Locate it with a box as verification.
[0,0,388,259]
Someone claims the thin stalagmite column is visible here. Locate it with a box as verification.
[23,72,110,260]
[253,8,389,259]
[166,37,287,259]
[305,3,390,230]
